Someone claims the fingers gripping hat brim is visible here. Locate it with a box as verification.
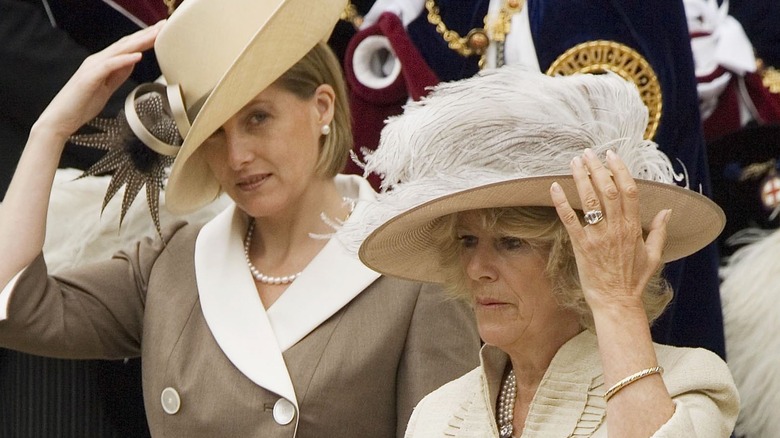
[159,0,345,214]
[358,176,725,284]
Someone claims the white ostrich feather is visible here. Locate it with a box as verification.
[364,67,673,189]
[339,67,677,251]
[719,228,780,438]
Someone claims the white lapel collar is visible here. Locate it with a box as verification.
[194,175,379,403]
[195,204,298,405]
[268,175,381,351]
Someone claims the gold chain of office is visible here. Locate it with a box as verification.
[425,0,524,60]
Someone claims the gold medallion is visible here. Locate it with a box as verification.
[546,40,662,140]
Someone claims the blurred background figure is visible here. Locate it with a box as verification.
[707,125,780,438]
[339,0,729,366]
[719,213,780,438]
[0,1,166,436]
[683,0,780,142]
[682,2,780,436]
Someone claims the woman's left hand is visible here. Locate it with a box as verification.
[549,148,671,314]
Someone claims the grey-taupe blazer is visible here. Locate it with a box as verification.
[0,180,481,438]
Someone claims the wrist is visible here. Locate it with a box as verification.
[29,119,71,150]
[590,299,652,342]
[587,294,646,318]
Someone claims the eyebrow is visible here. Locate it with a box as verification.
[238,98,272,113]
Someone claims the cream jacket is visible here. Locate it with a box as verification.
[405,330,739,437]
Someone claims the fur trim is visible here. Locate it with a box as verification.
[720,228,780,438]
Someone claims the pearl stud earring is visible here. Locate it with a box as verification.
[321,124,331,136]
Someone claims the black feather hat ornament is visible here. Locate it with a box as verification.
[68,84,182,238]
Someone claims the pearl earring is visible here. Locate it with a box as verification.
[320,124,331,136]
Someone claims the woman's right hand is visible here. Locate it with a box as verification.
[34,20,166,141]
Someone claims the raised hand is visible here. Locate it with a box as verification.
[549,148,671,315]
[35,20,165,141]
[0,20,165,288]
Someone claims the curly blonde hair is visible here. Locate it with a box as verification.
[431,206,673,331]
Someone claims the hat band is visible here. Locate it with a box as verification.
[165,83,191,138]
[124,83,186,157]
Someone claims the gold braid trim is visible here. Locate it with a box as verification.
[340,1,364,29]
[741,159,777,181]
[487,0,524,44]
[762,66,780,94]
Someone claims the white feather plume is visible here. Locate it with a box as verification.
[719,228,780,438]
[339,67,677,251]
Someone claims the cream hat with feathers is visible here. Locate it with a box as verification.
[344,67,725,283]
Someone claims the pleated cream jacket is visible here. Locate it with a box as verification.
[405,330,739,437]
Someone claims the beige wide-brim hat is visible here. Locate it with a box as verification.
[343,68,726,284]
[152,0,345,214]
[358,176,725,283]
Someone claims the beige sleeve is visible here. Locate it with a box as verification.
[395,281,481,438]
[653,346,740,438]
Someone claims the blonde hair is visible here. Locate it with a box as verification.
[431,207,673,331]
[276,41,352,176]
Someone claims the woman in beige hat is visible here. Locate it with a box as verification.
[0,0,479,436]
[345,67,740,437]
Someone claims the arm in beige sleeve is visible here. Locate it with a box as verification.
[0,23,163,293]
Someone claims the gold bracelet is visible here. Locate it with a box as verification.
[603,366,664,402]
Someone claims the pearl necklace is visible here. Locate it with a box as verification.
[243,220,303,285]
[243,197,356,285]
[497,369,517,438]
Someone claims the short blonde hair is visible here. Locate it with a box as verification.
[431,207,673,331]
[276,41,352,177]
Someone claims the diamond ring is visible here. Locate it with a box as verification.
[583,209,604,225]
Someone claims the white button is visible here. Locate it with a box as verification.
[161,387,181,415]
[272,398,296,425]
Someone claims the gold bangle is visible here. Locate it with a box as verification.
[603,366,664,402]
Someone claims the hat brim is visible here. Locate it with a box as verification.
[162,0,344,214]
[358,175,725,283]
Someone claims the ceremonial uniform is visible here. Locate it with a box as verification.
[0,1,165,435]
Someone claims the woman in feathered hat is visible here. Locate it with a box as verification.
[344,67,739,437]
[0,0,480,436]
